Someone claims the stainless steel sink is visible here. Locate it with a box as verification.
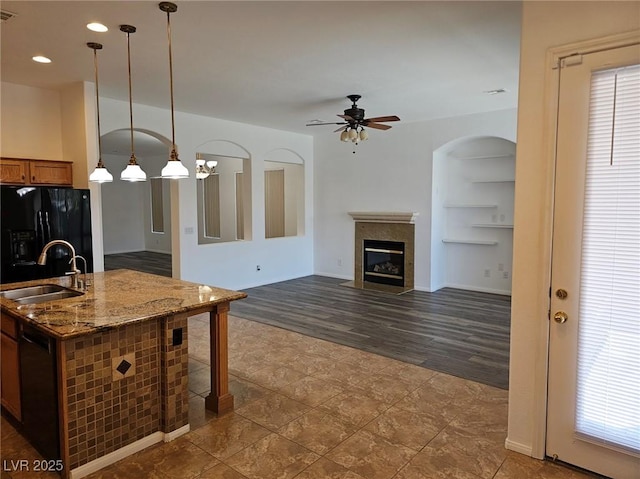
[0,284,83,305]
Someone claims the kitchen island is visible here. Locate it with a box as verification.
[0,269,246,479]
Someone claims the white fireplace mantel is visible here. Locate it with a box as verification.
[348,211,419,224]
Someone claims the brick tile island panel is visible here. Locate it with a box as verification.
[161,314,189,433]
[65,320,162,469]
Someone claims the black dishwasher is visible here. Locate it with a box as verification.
[19,324,60,461]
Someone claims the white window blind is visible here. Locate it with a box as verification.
[575,64,640,454]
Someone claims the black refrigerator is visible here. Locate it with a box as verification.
[1,186,93,284]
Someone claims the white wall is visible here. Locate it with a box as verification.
[508,1,640,459]
[98,98,314,290]
[313,108,517,291]
[0,82,64,160]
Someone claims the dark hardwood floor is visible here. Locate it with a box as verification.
[101,252,511,389]
[103,251,172,277]
[230,276,511,389]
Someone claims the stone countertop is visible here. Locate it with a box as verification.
[0,269,247,340]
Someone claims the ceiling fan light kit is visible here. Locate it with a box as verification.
[306,94,400,146]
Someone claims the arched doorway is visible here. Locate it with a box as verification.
[100,129,174,277]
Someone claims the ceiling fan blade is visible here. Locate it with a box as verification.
[338,114,355,121]
[364,115,400,123]
[306,122,347,127]
[334,125,348,133]
[364,122,392,131]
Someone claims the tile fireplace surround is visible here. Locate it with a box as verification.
[349,212,418,294]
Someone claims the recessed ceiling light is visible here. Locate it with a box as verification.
[87,22,108,32]
[32,56,52,64]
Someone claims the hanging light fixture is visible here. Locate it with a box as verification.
[119,25,147,182]
[195,153,217,180]
[88,42,113,183]
[159,2,189,179]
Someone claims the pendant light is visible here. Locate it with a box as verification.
[88,42,113,183]
[159,2,189,179]
[120,25,147,182]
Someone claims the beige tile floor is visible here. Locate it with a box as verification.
[1,314,597,479]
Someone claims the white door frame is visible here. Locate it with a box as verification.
[524,29,640,460]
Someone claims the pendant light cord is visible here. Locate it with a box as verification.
[166,8,177,155]
[126,30,136,162]
[92,45,104,168]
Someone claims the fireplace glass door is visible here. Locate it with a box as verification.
[363,240,405,286]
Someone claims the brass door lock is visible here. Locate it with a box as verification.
[554,311,568,324]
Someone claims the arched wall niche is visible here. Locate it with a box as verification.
[195,139,253,244]
[431,135,516,294]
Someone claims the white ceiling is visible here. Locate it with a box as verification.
[1,1,521,140]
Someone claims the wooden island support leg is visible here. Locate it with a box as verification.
[205,302,234,414]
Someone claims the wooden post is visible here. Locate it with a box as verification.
[204,302,234,414]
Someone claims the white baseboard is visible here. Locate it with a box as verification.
[103,248,145,255]
[69,425,190,479]
[444,282,512,296]
[505,438,533,456]
[70,432,163,479]
[164,424,190,442]
[144,248,172,255]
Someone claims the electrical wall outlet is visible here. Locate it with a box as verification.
[484,269,491,278]
[503,271,510,279]
[498,263,504,271]
[337,258,343,267]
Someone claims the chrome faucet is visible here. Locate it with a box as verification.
[37,240,81,289]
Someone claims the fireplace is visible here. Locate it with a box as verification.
[348,211,418,293]
[363,240,405,286]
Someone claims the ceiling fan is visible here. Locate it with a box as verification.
[306,95,400,143]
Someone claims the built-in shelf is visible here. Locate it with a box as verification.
[455,154,514,161]
[472,179,515,184]
[472,224,514,229]
[442,239,498,245]
[443,203,498,208]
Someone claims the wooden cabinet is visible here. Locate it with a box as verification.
[0,158,29,184]
[0,158,73,187]
[1,313,21,421]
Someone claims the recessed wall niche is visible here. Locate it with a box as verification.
[196,153,252,244]
[431,136,516,295]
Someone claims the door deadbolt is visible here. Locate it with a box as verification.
[555,289,568,300]
[554,311,568,324]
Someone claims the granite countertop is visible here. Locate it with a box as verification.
[0,269,247,339]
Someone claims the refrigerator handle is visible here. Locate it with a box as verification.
[36,210,44,250]
[44,211,51,243]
